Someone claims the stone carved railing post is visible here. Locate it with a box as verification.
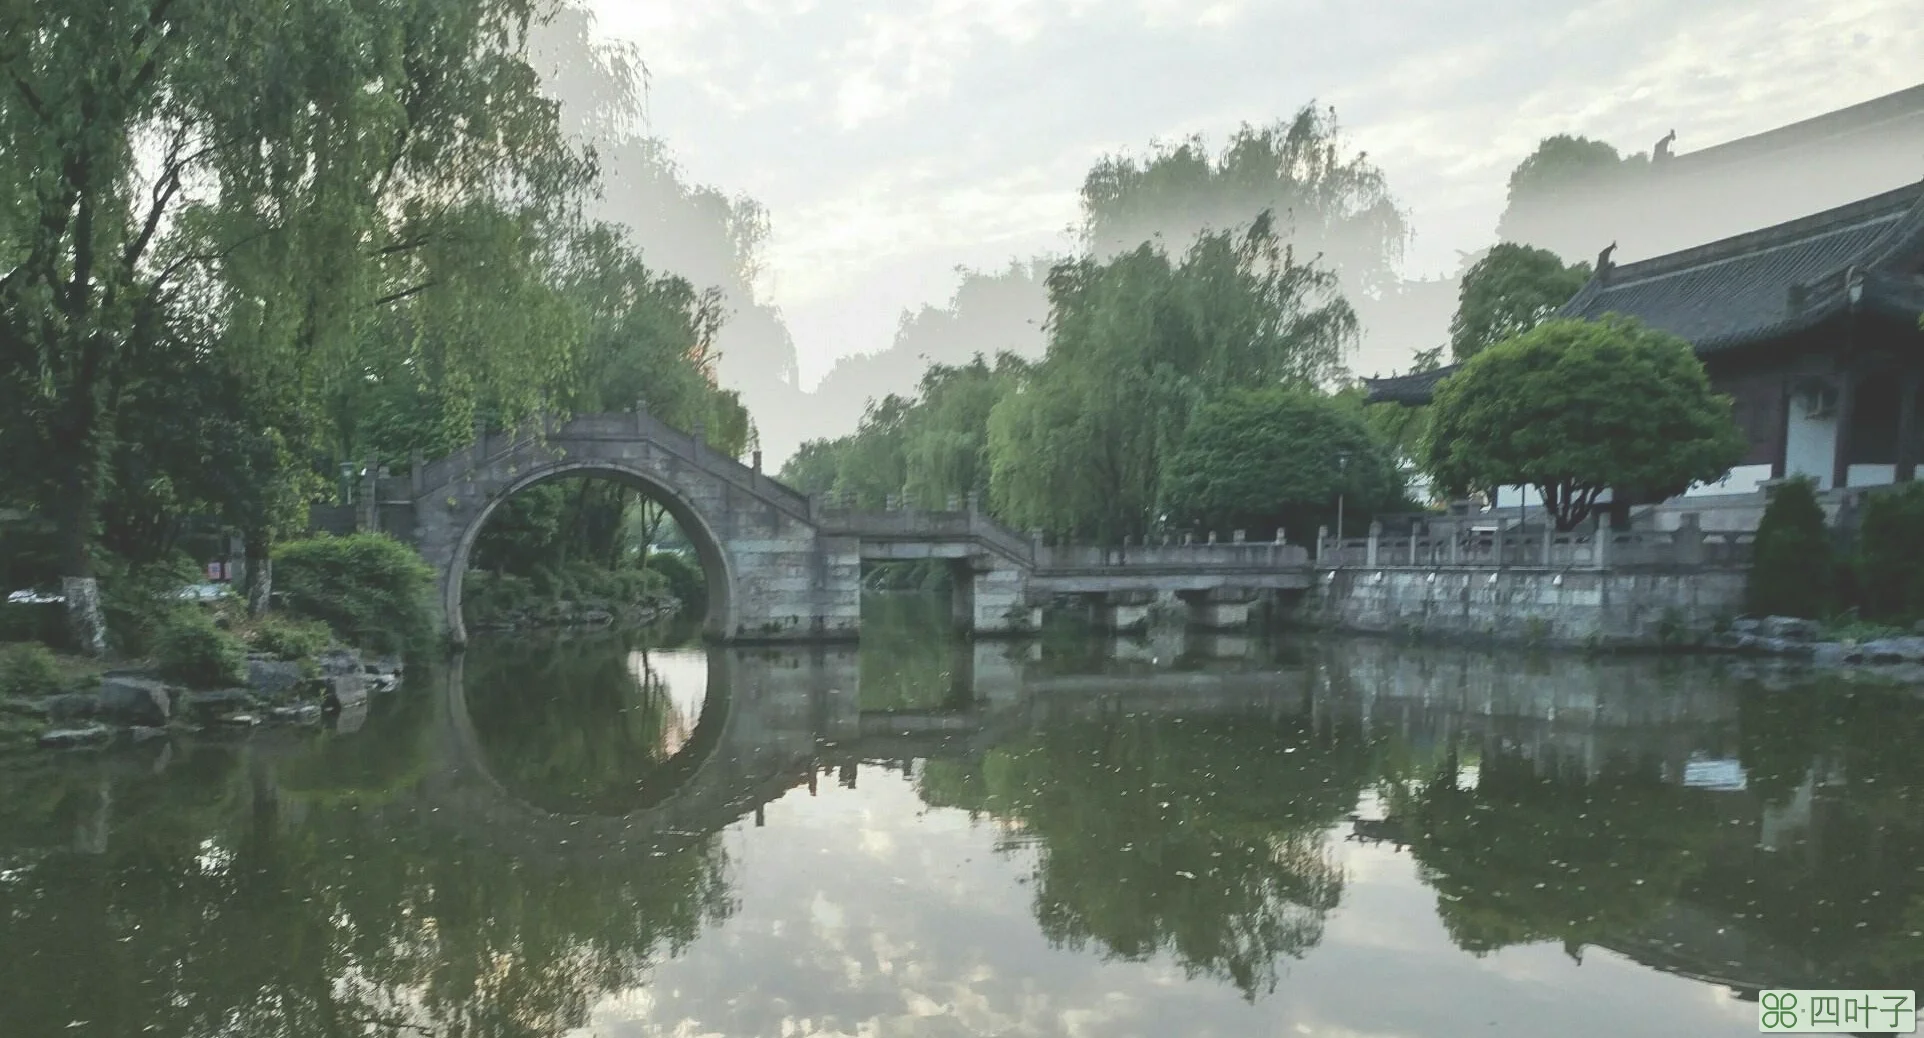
[947,494,961,512]
[409,449,425,497]
[1448,522,1461,566]
[966,492,981,516]
[1542,523,1554,567]
[1317,525,1329,564]
[1366,521,1381,568]
[1207,531,1218,545]
[1596,520,1611,570]
[1672,512,1705,567]
[1410,522,1421,567]
[1233,529,1246,544]
[1275,528,1287,545]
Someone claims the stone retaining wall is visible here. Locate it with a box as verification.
[1300,566,1749,648]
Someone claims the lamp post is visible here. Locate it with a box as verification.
[339,462,356,507]
[1336,451,1351,545]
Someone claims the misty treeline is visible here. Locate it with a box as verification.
[783,107,1617,544]
[0,1,780,647]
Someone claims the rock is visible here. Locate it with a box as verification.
[127,726,169,744]
[1858,637,1924,663]
[1810,642,1861,667]
[267,704,322,724]
[317,647,362,677]
[96,676,179,727]
[333,700,369,734]
[1728,618,1762,636]
[44,691,101,724]
[581,609,614,626]
[181,688,260,723]
[217,713,261,728]
[39,726,112,750]
[1757,616,1821,642]
[247,659,307,698]
[324,672,368,711]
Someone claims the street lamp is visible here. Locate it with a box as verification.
[339,462,356,507]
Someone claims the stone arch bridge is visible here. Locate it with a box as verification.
[333,410,1312,645]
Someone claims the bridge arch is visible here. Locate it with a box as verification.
[446,459,738,646]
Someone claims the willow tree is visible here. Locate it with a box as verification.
[988,214,1355,542]
[1,0,607,642]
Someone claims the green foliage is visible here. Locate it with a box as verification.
[1747,477,1834,619]
[275,535,436,655]
[1448,244,1591,362]
[248,615,334,662]
[647,552,705,612]
[97,553,211,659]
[0,643,66,699]
[1423,316,1746,531]
[991,215,1356,541]
[153,611,247,690]
[1496,134,1647,247]
[1855,484,1924,622]
[1161,388,1407,542]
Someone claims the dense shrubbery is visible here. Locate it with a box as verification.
[1747,478,1834,619]
[646,553,704,610]
[276,534,436,656]
[0,643,67,698]
[1854,484,1924,623]
[463,555,701,629]
[153,610,247,689]
[99,552,218,659]
[249,615,335,661]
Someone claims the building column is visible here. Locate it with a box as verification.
[1831,371,1856,490]
[1896,368,1921,483]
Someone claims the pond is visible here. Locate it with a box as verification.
[3,593,1920,1037]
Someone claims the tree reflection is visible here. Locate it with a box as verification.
[919,711,1373,999]
[463,630,722,815]
[0,689,734,1038]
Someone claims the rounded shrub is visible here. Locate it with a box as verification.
[250,615,334,661]
[275,534,436,655]
[1855,483,1924,622]
[154,610,248,689]
[0,642,67,698]
[1747,477,1833,619]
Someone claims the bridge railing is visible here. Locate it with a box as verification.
[1035,541,1309,571]
[1315,518,1754,570]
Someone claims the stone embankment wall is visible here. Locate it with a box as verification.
[1299,567,1749,649]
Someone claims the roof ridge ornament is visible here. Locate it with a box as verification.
[1596,242,1617,284]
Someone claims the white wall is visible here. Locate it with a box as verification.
[1783,405,1838,489]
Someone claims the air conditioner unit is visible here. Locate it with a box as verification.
[1800,384,1838,420]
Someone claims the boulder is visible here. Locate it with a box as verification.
[1757,616,1821,642]
[324,673,367,711]
[1728,618,1762,636]
[44,691,101,725]
[1809,642,1862,667]
[333,700,369,734]
[39,725,112,750]
[267,704,322,724]
[97,676,179,727]
[216,713,261,728]
[316,647,362,677]
[1857,637,1924,664]
[181,688,260,723]
[247,659,307,698]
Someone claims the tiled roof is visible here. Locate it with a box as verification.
[1363,181,1924,405]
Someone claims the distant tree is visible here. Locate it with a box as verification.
[1161,389,1407,543]
[1448,244,1592,362]
[989,214,1356,542]
[1496,134,1647,256]
[779,438,851,496]
[1080,103,1408,301]
[1424,317,1745,531]
[1747,477,1834,618]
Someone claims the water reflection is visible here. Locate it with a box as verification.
[1,596,1921,1037]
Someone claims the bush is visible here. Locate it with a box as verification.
[1747,477,1833,618]
[275,533,436,655]
[646,551,704,611]
[250,615,334,661]
[1855,484,1924,623]
[153,610,247,689]
[0,601,64,646]
[0,642,67,698]
[99,551,209,658]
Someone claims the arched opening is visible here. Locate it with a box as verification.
[447,462,735,645]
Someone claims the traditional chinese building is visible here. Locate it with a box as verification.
[1366,180,1924,504]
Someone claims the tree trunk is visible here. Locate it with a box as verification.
[54,462,108,658]
[244,528,273,617]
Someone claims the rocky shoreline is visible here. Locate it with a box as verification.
[5,645,404,752]
[466,596,679,634]
[1710,615,1924,688]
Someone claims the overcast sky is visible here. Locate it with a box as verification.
[585,0,1922,389]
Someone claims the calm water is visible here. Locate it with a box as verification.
[4,594,1922,1037]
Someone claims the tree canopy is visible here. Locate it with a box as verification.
[1423,316,1745,530]
[1161,388,1409,543]
[1448,243,1591,362]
